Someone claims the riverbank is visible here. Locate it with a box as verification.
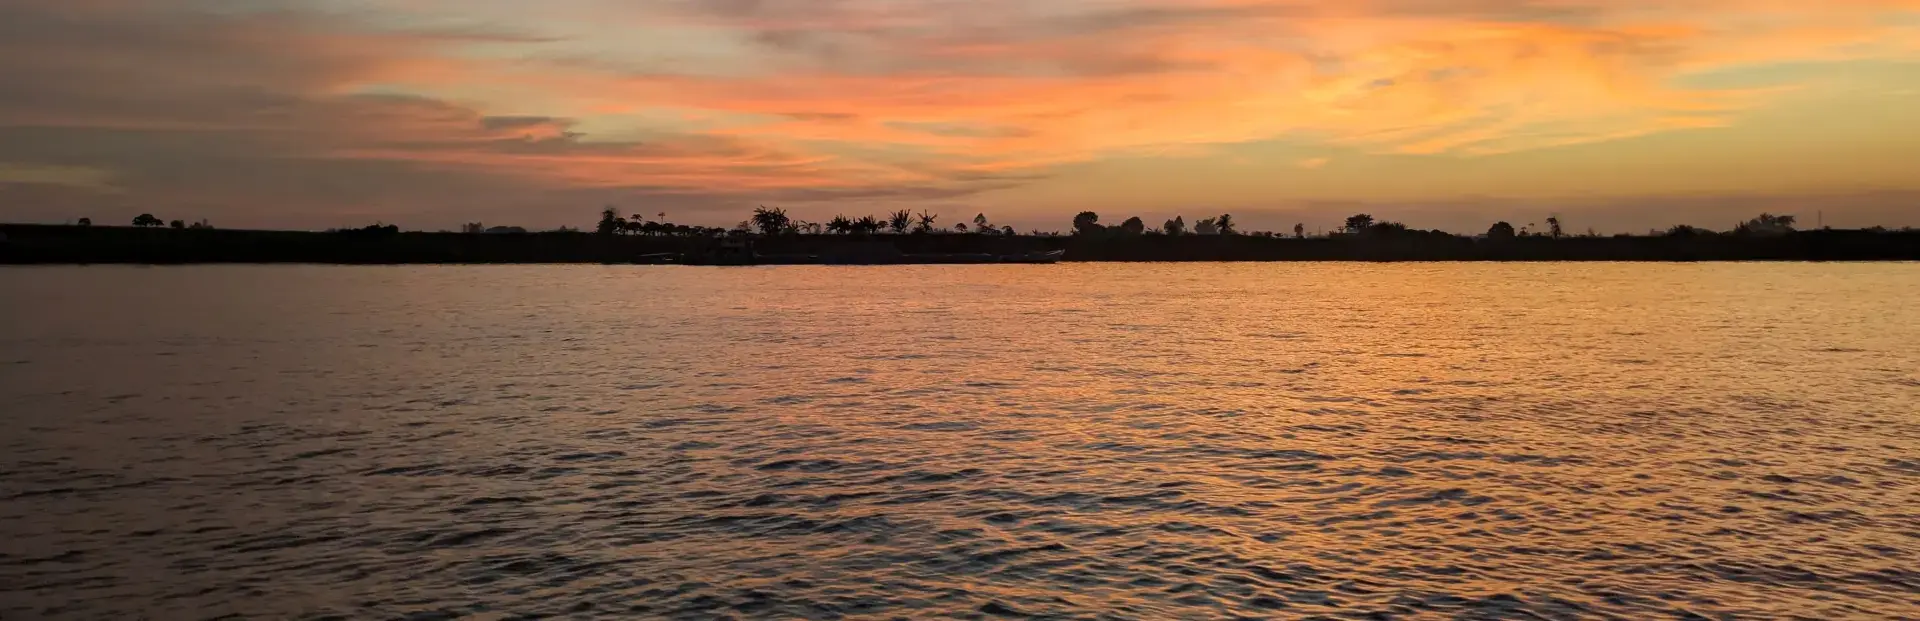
[3,223,1917,264]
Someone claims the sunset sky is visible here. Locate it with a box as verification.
[2,0,1917,233]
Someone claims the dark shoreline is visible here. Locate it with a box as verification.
[4,223,1918,264]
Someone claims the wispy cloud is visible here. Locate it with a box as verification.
[2,0,1918,228]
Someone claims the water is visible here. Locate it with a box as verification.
[2,264,1917,619]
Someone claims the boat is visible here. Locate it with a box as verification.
[996,249,1066,264]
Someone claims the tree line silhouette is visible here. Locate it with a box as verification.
[592,206,1025,238]
[3,206,1915,264]
[120,213,213,230]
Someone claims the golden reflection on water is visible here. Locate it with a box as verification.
[1,263,1916,618]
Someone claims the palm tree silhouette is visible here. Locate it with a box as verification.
[751,206,792,235]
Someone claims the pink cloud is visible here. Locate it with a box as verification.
[3,0,1918,229]
[514,0,1919,166]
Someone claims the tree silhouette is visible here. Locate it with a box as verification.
[77,217,92,227]
[914,210,939,234]
[1164,216,1186,236]
[888,210,912,234]
[1738,213,1798,235]
[1367,221,1409,236]
[597,207,621,236]
[1216,214,1237,235]
[827,215,854,234]
[955,223,969,233]
[1546,216,1564,239]
[1195,217,1219,235]
[973,213,993,234]
[1073,211,1102,235]
[1119,216,1145,235]
[1293,223,1304,239]
[1002,225,1016,236]
[339,223,400,236]
[169,219,185,229]
[854,215,883,234]
[131,213,163,227]
[1487,221,1517,240]
[1344,214,1374,234]
[751,205,792,235]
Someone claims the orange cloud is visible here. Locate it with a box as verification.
[4,0,1919,228]
[503,0,1919,170]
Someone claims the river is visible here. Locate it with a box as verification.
[2,263,1916,618]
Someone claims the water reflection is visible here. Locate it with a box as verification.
[1,264,1916,618]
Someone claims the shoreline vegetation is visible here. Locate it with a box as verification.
[3,208,1917,264]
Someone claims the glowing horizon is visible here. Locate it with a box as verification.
[2,0,1918,232]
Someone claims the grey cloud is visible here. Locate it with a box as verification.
[481,116,566,131]
[0,0,1024,230]
[665,0,1606,79]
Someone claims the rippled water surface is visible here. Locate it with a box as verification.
[3,264,1918,620]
